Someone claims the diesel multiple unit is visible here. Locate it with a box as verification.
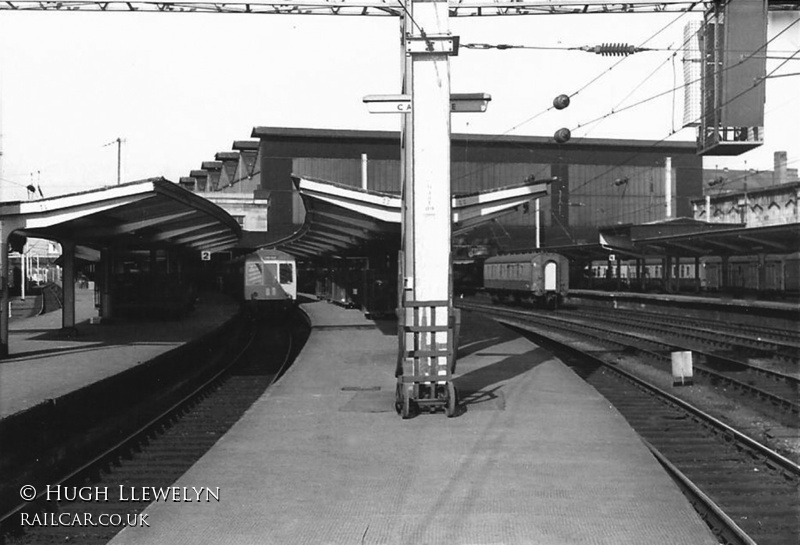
[242,249,297,311]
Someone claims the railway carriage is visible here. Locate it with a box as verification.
[484,252,569,309]
[587,252,799,296]
[242,249,297,313]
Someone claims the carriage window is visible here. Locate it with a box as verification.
[246,262,262,285]
[279,263,294,284]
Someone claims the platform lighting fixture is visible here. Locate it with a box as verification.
[614,177,629,187]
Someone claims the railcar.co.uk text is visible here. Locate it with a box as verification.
[18,485,220,528]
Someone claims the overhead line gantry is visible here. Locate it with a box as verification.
[1,0,716,15]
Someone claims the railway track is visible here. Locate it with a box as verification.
[458,301,800,545]
[573,306,800,369]
[460,301,799,422]
[562,309,799,417]
[1,311,309,545]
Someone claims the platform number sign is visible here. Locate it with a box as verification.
[608,254,616,262]
[201,250,212,262]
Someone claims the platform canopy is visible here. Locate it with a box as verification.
[0,178,242,255]
[630,223,800,257]
[598,219,800,258]
[270,175,553,258]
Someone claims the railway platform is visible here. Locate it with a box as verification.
[570,288,799,330]
[109,298,718,545]
[0,288,239,420]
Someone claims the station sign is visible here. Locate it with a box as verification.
[363,93,491,115]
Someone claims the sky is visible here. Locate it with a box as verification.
[0,7,798,201]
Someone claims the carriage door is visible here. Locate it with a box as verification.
[544,261,558,291]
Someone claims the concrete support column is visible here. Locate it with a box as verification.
[398,0,455,387]
[665,156,673,219]
[361,153,368,190]
[694,256,701,293]
[637,259,645,291]
[0,231,9,358]
[757,253,766,292]
[615,258,622,291]
[61,239,76,331]
[721,255,730,290]
[664,256,672,293]
[100,248,115,321]
[0,221,23,358]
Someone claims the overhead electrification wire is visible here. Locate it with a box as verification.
[573,45,800,137]
[462,42,665,54]
[765,71,800,79]
[516,35,799,226]
[567,18,800,196]
[582,49,680,140]
[456,14,795,215]
[395,0,424,38]
[452,10,694,185]
[464,42,798,58]
[566,9,692,101]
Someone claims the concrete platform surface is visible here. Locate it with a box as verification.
[109,301,718,545]
[0,289,239,419]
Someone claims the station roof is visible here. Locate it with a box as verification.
[598,218,744,255]
[690,181,800,205]
[214,151,239,161]
[629,222,800,257]
[0,178,241,257]
[251,126,698,155]
[232,140,259,151]
[270,175,553,258]
[548,219,800,262]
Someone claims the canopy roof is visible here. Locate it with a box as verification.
[270,175,553,258]
[1,178,241,256]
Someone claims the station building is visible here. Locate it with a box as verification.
[189,127,704,255]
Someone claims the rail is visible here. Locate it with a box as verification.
[0,313,258,527]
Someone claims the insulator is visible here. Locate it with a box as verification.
[593,43,638,57]
[553,94,570,110]
[554,128,571,144]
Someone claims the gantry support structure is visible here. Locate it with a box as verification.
[0,0,721,15]
[396,0,459,417]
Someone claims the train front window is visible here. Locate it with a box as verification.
[280,263,294,284]
[264,263,278,283]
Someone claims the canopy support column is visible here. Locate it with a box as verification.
[61,239,76,333]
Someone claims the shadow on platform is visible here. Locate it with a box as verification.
[455,347,551,412]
